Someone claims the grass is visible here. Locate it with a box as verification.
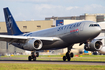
[1,55,105,62]
[1,55,29,57]
[0,63,105,70]
[39,55,64,57]
[37,55,105,62]
[0,55,105,70]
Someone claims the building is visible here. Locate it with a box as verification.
[45,14,105,22]
[0,20,54,54]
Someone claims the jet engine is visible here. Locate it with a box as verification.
[98,46,105,54]
[84,39,102,51]
[23,38,43,51]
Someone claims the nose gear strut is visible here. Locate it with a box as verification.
[63,45,74,61]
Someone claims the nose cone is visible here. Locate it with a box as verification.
[81,27,102,39]
[94,27,101,35]
[90,27,101,38]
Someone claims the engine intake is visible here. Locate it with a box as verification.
[95,41,101,49]
[23,38,43,51]
[34,40,42,50]
[85,39,102,51]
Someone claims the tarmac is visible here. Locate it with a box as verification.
[0,57,105,65]
[0,60,105,65]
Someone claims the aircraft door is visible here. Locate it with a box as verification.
[80,22,85,31]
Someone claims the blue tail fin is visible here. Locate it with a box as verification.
[3,7,23,35]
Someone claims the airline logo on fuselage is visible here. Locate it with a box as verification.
[70,29,79,34]
[57,22,81,31]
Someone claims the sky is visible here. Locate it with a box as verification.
[0,0,105,21]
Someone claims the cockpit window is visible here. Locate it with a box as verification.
[89,24,99,27]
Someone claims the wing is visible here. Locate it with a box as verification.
[0,35,61,44]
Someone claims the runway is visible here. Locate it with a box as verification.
[0,56,105,65]
[0,60,105,65]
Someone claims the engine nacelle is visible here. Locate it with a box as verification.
[23,38,43,51]
[84,39,102,51]
[98,46,105,54]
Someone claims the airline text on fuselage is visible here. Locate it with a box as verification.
[57,22,81,31]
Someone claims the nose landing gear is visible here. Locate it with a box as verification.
[63,45,74,61]
[63,52,74,61]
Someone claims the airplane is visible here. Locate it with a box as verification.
[0,7,104,61]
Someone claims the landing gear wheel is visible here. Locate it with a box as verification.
[66,52,71,61]
[62,45,74,61]
[67,56,71,61]
[63,56,66,61]
[36,52,39,57]
[28,56,31,61]
[70,53,74,58]
[28,51,40,61]
[66,52,69,58]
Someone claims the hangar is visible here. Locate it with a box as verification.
[0,20,53,54]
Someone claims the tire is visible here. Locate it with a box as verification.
[70,53,74,58]
[36,52,39,57]
[66,52,70,58]
[63,56,66,61]
[67,56,71,61]
[28,56,31,61]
